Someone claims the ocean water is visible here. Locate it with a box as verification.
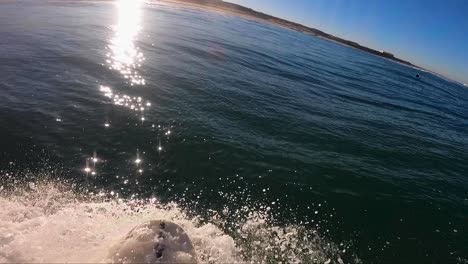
[1,1,468,263]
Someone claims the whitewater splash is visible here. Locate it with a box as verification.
[0,182,352,263]
[0,183,237,263]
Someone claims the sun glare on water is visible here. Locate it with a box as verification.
[98,0,151,122]
[107,0,145,86]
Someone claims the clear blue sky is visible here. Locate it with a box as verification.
[228,0,468,84]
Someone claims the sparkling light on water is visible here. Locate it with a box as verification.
[107,0,145,85]
[98,85,151,117]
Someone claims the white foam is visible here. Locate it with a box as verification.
[0,183,238,263]
[0,182,350,263]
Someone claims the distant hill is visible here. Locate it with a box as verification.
[163,0,417,68]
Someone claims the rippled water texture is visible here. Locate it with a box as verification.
[1,0,467,263]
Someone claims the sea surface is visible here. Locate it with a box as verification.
[1,1,468,263]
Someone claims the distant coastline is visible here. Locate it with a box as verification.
[159,0,420,69]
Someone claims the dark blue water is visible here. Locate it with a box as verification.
[1,1,468,263]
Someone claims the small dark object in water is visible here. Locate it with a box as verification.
[416,74,420,78]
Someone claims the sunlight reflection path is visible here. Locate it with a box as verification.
[106,0,145,86]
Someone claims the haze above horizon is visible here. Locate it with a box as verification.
[228,0,468,85]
